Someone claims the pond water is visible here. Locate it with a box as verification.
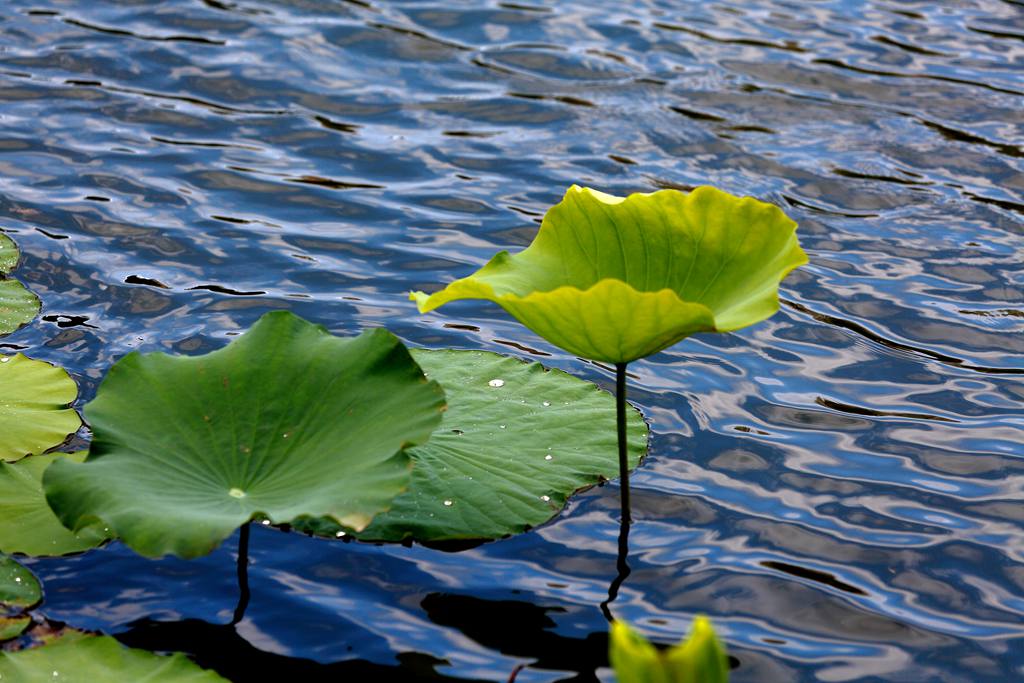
[2,0,1023,680]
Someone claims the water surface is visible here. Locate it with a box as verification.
[2,0,1022,680]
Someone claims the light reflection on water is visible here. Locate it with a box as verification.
[3,0,1022,680]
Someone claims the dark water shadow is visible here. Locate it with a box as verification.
[421,593,607,682]
[117,617,481,682]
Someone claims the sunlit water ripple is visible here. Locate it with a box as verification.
[2,0,1022,680]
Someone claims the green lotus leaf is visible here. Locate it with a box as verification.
[43,311,446,559]
[0,234,18,274]
[0,631,230,682]
[0,279,41,337]
[0,556,39,643]
[0,452,111,557]
[412,185,807,363]
[0,235,40,336]
[299,349,648,542]
[0,355,81,463]
[0,615,31,642]
[610,617,729,683]
[0,555,41,611]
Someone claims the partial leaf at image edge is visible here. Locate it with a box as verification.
[610,617,729,683]
[43,311,446,559]
[0,615,31,642]
[0,233,18,274]
[0,452,111,557]
[0,354,81,463]
[0,631,230,682]
[0,555,38,643]
[0,279,41,338]
[0,555,41,611]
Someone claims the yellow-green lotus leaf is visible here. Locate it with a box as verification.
[412,185,807,363]
[610,617,729,683]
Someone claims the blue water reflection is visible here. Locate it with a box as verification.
[4,0,1022,680]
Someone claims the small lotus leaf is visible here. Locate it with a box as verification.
[0,234,18,274]
[0,615,31,642]
[43,311,446,559]
[0,555,41,610]
[610,617,729,683]
[412,185,807,363]
[0,279,41,337]
[0,631,230,682]
[305,349,648,542]
[0,556,38,642]
[0,355,81,462]
[0,452,111,556]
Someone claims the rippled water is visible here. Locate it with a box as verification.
[2,0,1022,680]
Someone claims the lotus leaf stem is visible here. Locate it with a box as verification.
[615,362,631,524]
[600,514,632,623]
[231,523,251,626]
